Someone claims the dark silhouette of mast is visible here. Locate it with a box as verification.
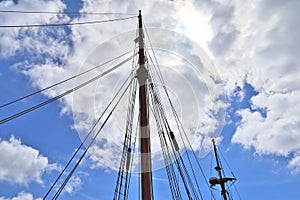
[210,139,236,200]
[137,10,153,200]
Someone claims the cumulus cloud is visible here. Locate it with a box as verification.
[64,175,83,194]
[1,0,226,171]
[288,152,300,175]
[232,91,300,155]
[0,0,68,58]
[207,0,300,173]
[2,0,299,174]
[0,136,58,185]
[0,191,41,200]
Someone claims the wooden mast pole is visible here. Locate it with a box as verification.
[137,10,153,200]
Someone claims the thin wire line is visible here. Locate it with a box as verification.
[43,71,134,199]
[0,10,136,16]
[143,23,217,200]
[0,50,136,109]
[0,16,137,28]
[148,83,182,200]
[146,45,198,199]
[219,149,235,177]
[145,32,202,199]
[52,75,133,199]
[218,149,242,200]
[0,54,135,124]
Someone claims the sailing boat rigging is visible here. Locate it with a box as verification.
[113,10,239,200]
[0,9,240,200]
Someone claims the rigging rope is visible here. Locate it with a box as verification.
[219,147,241,200]
[0,10,136,16]
[113,33,139,200]
[0,16,137,28]
[148,83,182,200]
[126,114,139,200]
[147,69,202,200]
[51,75,134,200]
[146,47,202,200]
[43,71,134,199]
[143,23,216,200]
[219,149,236,178]
[0,54,135,124]
[0,50,136,109]
[114,77,138,200]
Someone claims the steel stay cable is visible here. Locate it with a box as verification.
[0,16,137,28]
[165,89,214,199]
[146,50,202,199]
[146,64,173,135]
[114,32,138,200]
[147,76,196,200]
[159,133,181,200]
[226,183,234,200]
[149,67,200,200]
[173,152,193,200]
[52,75,134,199]
[159,128,182,200]
[175,125,203,200]
[218,149,241,200]
[177,150,202,200]
[148,68,197,199]
[170,103,216,200]
[114,73,137,199]
[219,148,236,178]
[125,114,139,200]
[0,54,135,124]
[43,70,134,199]
[148,89,175,198]
[123,23,141,200]
[164,109,202,199]
[53,79,132,199]
[150,57,203,199]
[147,55,213,200]
[232,184,242,200]
[123,79,137,199]
[143,25,216,199]
[148,88,182,200]
[150,111,179,200]
[0,50,136,109]
[0,10,136,16]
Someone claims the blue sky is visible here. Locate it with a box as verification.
[0,0,300,199]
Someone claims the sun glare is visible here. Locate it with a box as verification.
[177,5,213,56]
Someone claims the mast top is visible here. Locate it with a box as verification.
[138,10,142,28]
[212,138,216,146]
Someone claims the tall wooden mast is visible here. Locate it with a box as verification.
[137,10,153,200]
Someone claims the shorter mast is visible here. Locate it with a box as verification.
[209,139,236,200]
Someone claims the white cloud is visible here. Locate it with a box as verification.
[0,136,58,185]
[2,0,299,174]
[0,0,68,58]
[1,0,226,172]
[288,152,300,175]
[0,191,41,200]
[208,0,300,173]
[64,175,83,194]
[232,90,300,162]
